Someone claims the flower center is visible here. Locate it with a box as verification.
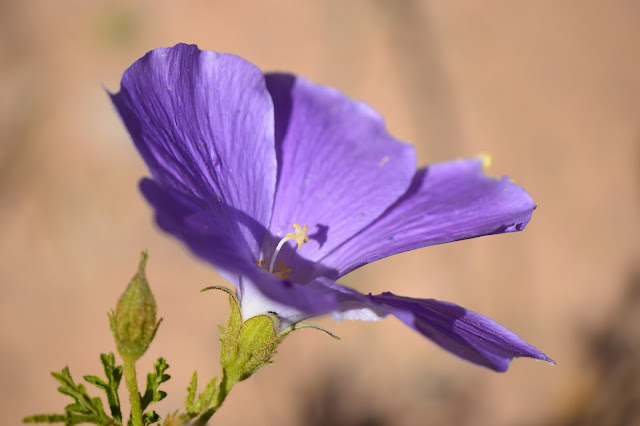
[255,223,309,278]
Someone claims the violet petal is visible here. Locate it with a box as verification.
[323,158,535,277]
[141,178,339,318]
[372,292,554,372]
[302,279,552,371]
[264,73,416,281]
[111,44,277,255]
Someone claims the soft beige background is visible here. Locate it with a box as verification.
[2,1,639,425]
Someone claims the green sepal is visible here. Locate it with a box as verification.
[291,322,341,340]
[219,294,290,386]
[200,285,236,296]
[186,284,340,424]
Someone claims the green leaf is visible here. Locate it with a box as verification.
[177,371,218,422]
[139,358,170,413]
[102,353,123,421]
[52,367,108,418]
[22,414,67,423]
[23,412,114,425]
[195,376,217,413]
[184,372,198,413]
[141,411,160,426]
[24,363,121,425]
[83,353,122,422]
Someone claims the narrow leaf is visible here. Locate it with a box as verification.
[195,376,218,411]
[22,413,67,423]
[49,366,112,423]
[99,353,123,421]
[184,371,198,412]
[84,375,108,389]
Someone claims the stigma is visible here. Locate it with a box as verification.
[256,223,309,278]
[284,223,310,249]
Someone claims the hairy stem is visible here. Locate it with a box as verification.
[123,358,143,426]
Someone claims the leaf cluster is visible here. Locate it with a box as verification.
[23,353,122,425]
[160,371,219,426]
[135,358,170,426]
[23,354,169,426]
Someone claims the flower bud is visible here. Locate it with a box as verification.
[109,251,162,361]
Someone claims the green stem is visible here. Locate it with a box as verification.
[123,357,143,426]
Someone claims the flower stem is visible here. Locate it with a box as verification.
[123,357,143,426]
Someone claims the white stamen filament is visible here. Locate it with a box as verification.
[267,223,309,274]
[269,237,292,273]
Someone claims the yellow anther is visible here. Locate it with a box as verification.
[478,152,493,170]
[285,223,310,250]
[273,261,292,278]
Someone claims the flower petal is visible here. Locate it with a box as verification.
[111,43,277,255]
[372,292,554,372]
[322,158,535,277]
[306,278,553,371]
[237,272,339,325]
[140,178,255,271]
[263,74,416,281]
[140,178,340,319]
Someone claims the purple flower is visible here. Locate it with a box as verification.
[110,43,553,372]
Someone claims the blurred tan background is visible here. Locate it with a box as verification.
[2,1,639,425]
